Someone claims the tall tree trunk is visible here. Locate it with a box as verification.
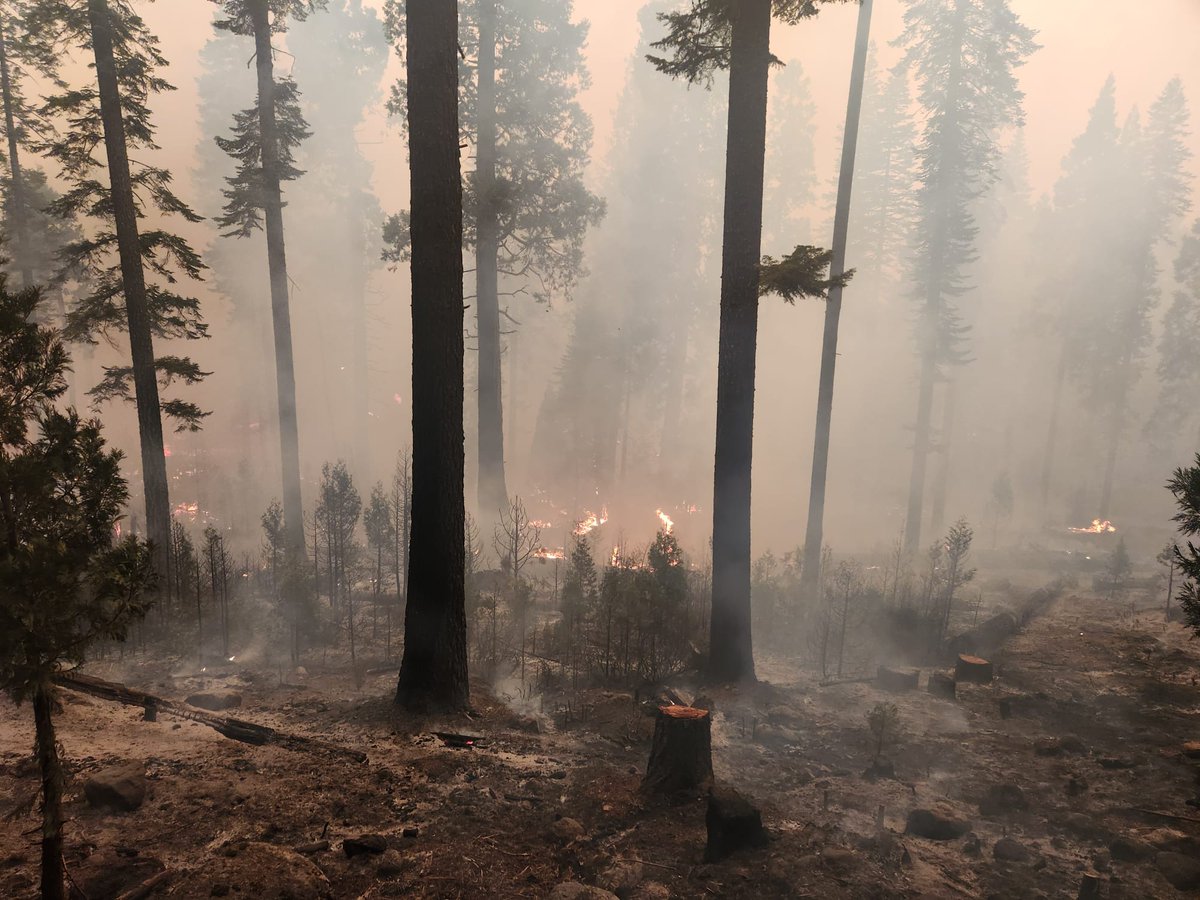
[1039,346,1068,513]
[475,0,507,520]
[1098,397,1122,520]
[0,19,32,289]
[799,0,873,599]
[396,0,469,712]
[930,378,957,533]
[904,0,964,558]
[350,200,370,481]
[87,0,171,584]
[707,0,772,684]
[34,682,65,900]
[250,0,305,559]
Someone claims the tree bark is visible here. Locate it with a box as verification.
[87,0,171,584]
[707,0,772,685]
[349,201,370,481]
[642,705,713,795]
[0,18,33,289]
[799,0,873,599]
[930,378,957,533]
[34,682,66,900]
[475,0,508,520]
[1039,347,1067,512]
[396,0,469,712]
[249,0,305,559]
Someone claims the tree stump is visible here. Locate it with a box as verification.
[641,705,713,795]
[876,666,919,692]
[954,654,993,684]
[928,672,957,700]
[705,786,768,861]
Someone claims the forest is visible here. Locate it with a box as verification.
[2,0,1200,898]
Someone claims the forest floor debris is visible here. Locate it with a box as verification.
[3,589,1200,897]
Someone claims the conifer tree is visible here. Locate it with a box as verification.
[1150,218,1200,447]
[395,0,469,712]
[648,0,846,683]
[896,0,1036,555]
[289,0,387,480]
[30,0,214,582]
[385,0,604,520]
[0,284,155,900]
[210,0,325,557]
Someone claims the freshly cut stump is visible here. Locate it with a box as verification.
[641,705,713,795]
[876,666,919,692]
[954,654,993,684]
[705,787,768,862]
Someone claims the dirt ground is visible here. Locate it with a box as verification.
[4,587,1200,899]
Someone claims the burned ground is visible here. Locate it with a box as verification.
[3,588,1200,899]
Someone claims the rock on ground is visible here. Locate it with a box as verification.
[905,808,971,841]
[548,884,621,900]
[993,837,1035,863]
[83,765,147,812]
[1157,851,1200,890]
[185,690,243,711]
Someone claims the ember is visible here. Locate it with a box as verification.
[573,506,608,536]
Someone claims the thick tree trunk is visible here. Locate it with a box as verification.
[34,682,66,900]
[930,378,957,533]
[1040,347,1067,512]
[250,0,305,559]
[87,0,171,584]
[0,19,33,289]
[396,0,469,712]
[475,0,508,520]
[799,0,873,599]
[707,0,772,685]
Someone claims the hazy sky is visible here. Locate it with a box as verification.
[139,0,1200,221]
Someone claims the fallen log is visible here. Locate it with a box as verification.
[53,672,367,764]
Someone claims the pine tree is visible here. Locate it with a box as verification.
[1150,218,1200,447]
[848,50,917,292]
[896,0,1037,555]
[0,284,155,900]
[648,0,845,683]
[395,0,469,712]
[31,0,214,583]
[798,0,874,600]
[210,0,325,558]
[385,0,604,520]
[288,1,388,480]
[0,1,63,290]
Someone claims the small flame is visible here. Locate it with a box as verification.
[173,501,199,520]
[163,444,172,458]
[656,509,674,534]
[610,545,621,567]
[530,519,553,529]
[533,547,566,560]
[393,393,403,405]
[1068,518,1116,534]
[574,506,608,536]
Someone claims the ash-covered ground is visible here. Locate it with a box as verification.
[4,585,1200,899]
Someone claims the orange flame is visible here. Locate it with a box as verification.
[1068,518,1116,534]
[656,509,674,534]
[574,506,608,536]
[534,547,566,561]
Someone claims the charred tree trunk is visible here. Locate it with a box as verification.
[87,0,171,584]
[708,0,772,685]
[250,0,305,559]
[0,19,32,289]
[642,705,713,795]
[34,682,66,900]
[475,0,507,520]
[349,201,370,482]
[1040,348,1068,512]
[396,0,469,712]
[930,379,957,533]
[799,0,873,599]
